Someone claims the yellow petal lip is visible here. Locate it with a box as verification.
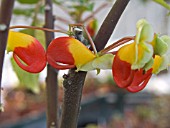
[118,42,153,69]
[68,38,96,69]
[7,30,35,52]
[117,42,137,64]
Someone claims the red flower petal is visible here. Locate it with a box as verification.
[13,39,46,73]
[112,53,134,88]
[46,37,75,69]
[126,69,152,93]
[112,53,152,92]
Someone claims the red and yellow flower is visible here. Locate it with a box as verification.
[7,31,46,73]
[112,19,170,92]
[46,37,96,70]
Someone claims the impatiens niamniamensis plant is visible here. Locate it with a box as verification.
[7,19,170,93]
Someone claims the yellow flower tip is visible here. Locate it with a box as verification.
[117,42,136,64]
[68,38,96,68]
[7,30,34,52]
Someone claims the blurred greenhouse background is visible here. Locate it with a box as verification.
[1,0,170,128]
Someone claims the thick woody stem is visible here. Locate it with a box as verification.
[0,0,15,112]
[94,0,130,52]
[60,69,87,128]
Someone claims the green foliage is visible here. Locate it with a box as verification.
[13,8,34,17]
[53,0,95,22]
[153,0,170,10]
[17,0,40,4]
[11,58,40,93]
[13,5,44,17]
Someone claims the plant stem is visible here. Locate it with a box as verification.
[60,69,87,128]
[94,0,130,52]
[44,0,59,128]
[0,0,15,112]
[9,25,68,35]
[60,0,130,128]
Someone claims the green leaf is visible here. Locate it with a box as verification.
[35,29,46,48]
[87,3,94,11]
[17,0,40,4]
[153,0,170,10]
[13,8,34,17]
[11,57,40,93]
[78,53,114,72]
[160,35,170,50]
[92,54,114,69]
[19,28,35,36]
[154,36,168,56]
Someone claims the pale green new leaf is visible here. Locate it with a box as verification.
[160,35,170,50]
[92,54,114,69]
[17,0,39,4]
[78,53,114,72]
[154,36,168,56]
[11,58,40,93]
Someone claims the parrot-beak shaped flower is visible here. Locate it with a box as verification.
[86,19,98,38]
[7,31,46,73]
[46,37,96,70]
[112,19,170,93]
